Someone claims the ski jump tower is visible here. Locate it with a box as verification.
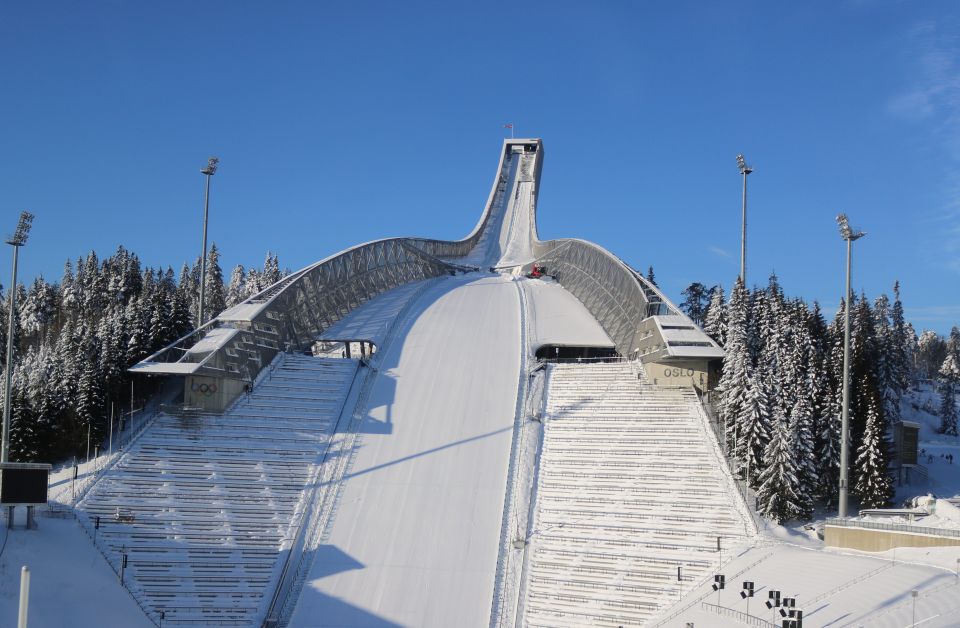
[133,139,722,411]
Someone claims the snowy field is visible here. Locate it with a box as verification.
[656,541,960,627]
[0,517,153,628]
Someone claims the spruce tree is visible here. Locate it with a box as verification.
[226,264,247,308]
[853,385,893,509]
[703,285,727,346]
[680,282,709,326]
[204,243,226,319]
[756,408,801,523]
[938,354,959,436]
[737,366,771,487]
[718,278,750,454]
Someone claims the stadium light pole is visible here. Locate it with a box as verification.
[836,213,866,518]
[2,211,34,464]
[736,154,753,286]
[197,157,219,327]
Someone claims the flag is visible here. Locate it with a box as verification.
[503,123,513,129]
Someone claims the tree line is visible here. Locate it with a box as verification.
[678,276,960,522]
[1,245,285,463]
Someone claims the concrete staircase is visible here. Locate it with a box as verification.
[77,355,358,626]
[521,361,753,627]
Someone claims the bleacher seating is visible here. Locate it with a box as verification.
[522,362,752,627]
[77,355,358,626]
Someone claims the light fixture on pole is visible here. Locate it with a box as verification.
[197,156,219,327]
[2,211,34,464]
[736,154,753,286]
[836,212,866,518]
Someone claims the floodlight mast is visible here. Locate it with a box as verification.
[836,212,866,518]
[197,157,219,327]
[737,154,753,286]
[2,211,34,463]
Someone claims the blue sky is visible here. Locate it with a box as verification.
[1,1,958,333]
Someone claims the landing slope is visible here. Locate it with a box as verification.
[290,274,521,627]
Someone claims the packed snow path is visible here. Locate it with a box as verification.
[76,355,358,626]
[288,274,521,627]
[520,362,754,627]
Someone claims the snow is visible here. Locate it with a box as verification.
[519,362,754,627]
[318,279,437,347]
[129,361,204,374]
[73,355,359,626]
[523,277,614,350]
[289,274,522,626]
[0,517,153,628]
[655,542,960,628]
[184,326,239,354]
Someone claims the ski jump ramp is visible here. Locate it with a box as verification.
[130,139,729,627]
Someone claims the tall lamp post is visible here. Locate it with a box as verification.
[197,156,219,327]
[836,212,866,518]
[2,211,34,463]
[736,154,753,286]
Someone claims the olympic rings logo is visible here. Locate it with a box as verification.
[191,382,218,396]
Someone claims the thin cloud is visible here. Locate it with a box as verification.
[888,19,960,273]
[707,246,731,258]
[905,304,960,325]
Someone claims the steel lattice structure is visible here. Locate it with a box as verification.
[133,137,719,393]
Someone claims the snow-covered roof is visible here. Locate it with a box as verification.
[218,302,268,322]
[128,362,204,375]
[650,315,725,360]
[185,327,239,355]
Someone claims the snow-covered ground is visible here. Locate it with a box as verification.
[288,274,522,627]
[899,384,960,502]
[655,541,960,627]
[0,517,153,628]
[523,277,615,351]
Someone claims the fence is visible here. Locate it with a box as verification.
[700,602,778,627]
[825,517,960,540]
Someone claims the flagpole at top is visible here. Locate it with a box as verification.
[504,123,514,139]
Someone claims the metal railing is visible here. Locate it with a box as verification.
[700,602,778,627]
[825,517,960,539]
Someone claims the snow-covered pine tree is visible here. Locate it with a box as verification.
[737,365,771,487]
[7,362,38,461]
[177,264,200,327]
[938,354,959,436]
[262,251,281,288]
[872,293,895,414]
[148,279,172,352]
[890,282,913,394]
[718,278,750,453]
[948,326,960,362]
[703,285,727,346]
[203,243,226,319]
[226,264,246,308]
[124,296,148,365]
[164,268,192,342]
[916,330,947,381]
[756,406,801,523]
[853,383,893,509]
[789,393,816,519]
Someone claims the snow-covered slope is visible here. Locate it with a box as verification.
[75,355,358,626]
[288,274,522,627]
[520,362,754,627]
